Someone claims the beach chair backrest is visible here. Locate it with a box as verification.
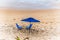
[16,23,22,30]
[29,24,32,29]
[16,23,20,28]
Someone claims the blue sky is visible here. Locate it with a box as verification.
[0,0,60,9]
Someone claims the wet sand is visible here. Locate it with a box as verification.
[0,9,60,40]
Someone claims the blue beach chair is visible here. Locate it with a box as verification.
[16,23,22,30]
[26,24,32,30]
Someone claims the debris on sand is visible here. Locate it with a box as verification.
[24,37,29,40]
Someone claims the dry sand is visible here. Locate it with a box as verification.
[0,9,60,40]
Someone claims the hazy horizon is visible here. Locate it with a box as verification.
[0,0,60,10]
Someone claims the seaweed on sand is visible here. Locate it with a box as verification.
[16,36,20,40]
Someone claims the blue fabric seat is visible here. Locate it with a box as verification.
[16,23,22,30]
[26,24,32,30]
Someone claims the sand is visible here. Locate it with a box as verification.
[0,9,60,40]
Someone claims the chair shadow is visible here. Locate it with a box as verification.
[18,28,40,36]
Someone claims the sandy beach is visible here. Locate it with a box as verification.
[0,9,60,40]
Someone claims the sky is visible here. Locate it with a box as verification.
[0,0,60,9]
